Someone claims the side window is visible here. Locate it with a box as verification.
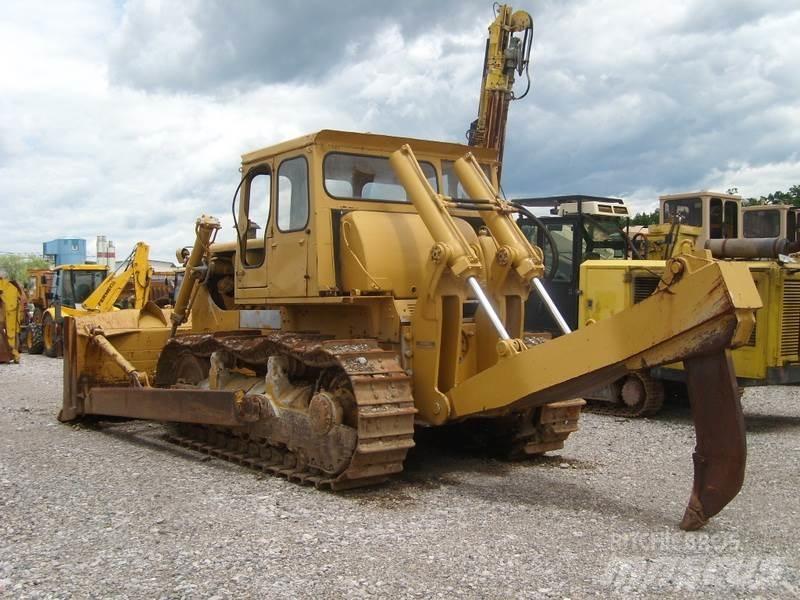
[709,198,723,239]
[242,166,271,266]
[277,157,309,232]
[545,223,582,283]
[723,200,738,238]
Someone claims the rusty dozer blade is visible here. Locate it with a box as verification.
[59,302,178,422]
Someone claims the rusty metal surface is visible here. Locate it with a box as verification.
[705,236,800,259]
[155,333,417,490]
[680,350,747,531]
[85,387,243,426]
[59,317,80,422]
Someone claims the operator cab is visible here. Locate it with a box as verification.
[227,129,500,303]
[51,265,108,309]
[514,195,632,332]
[660,191,741,248]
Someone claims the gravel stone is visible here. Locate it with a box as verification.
[0,355,798,598]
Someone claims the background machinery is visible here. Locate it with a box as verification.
[536,190,800,415]
[515,195,632,332]
[22,264,108,354]
[39,242,153,358]
[0,272,24,364]
[60,130,760,531]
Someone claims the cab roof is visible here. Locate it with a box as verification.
[241,129,500,166]
[660,191,742,202]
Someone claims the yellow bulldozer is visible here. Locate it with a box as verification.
[60,130,761,531]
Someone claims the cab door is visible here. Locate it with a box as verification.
[236,163,272,291]
[267,155,311,298]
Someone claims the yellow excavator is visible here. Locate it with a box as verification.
[60,129,760,531]
[0,272,25,364]
[23,264,108,354]
[40,242,153,357]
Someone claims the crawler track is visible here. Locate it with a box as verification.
[584,372,664,418]
[156,334,417,490]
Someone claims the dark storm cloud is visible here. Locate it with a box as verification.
[109,0,491,92]
[494,1,800,203]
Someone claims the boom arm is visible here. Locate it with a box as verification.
[82,242,153,312]
[467,4,532,170]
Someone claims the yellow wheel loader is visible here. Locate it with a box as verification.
[40,243,153,358]
[0,273,25,364]
[60,130,760,530]
[575,193,800,410]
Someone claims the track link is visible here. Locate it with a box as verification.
[157,334,416,490]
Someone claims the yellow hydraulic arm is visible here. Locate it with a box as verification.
[82,242,153,312]
[467,4,533,169]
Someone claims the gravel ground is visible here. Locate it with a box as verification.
[1,355,799,599]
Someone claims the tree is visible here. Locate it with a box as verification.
[630,209,660,226]
[0,254,51,284]
[742,185,800,207]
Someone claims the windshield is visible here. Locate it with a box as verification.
[60,270,105,307]
[582,216,628,258]
[663,198,702,226]
[324,152,437,202]
[743,209,780,238]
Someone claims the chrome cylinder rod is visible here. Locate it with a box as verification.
[467,276,510,340]
[532,277,572,334]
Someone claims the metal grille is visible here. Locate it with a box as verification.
[781,279,800,357]
[632,276,661,304]
[746,322,757,347]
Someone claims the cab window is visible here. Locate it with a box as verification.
[544,223,585,283]
[323,153,437,202]
[663,198,702,226]
[277,156,310,232]
[743,210,780,238]
[241,165,271,267]
[723,200,739,238]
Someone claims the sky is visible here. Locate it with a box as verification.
[0,0,797,261]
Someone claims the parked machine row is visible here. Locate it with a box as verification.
[516,190,800,416]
